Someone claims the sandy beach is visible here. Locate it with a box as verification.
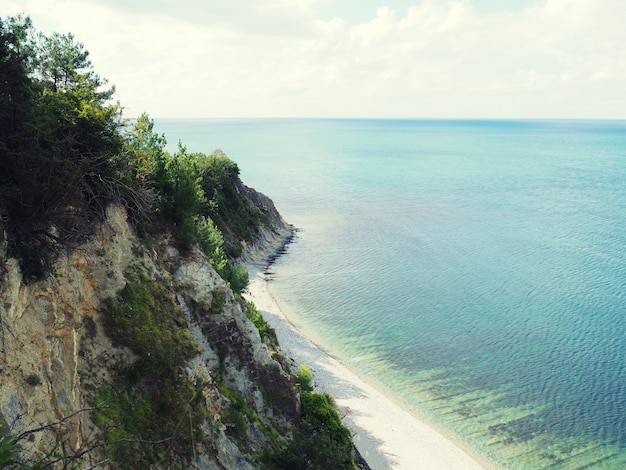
[244,267,487,470]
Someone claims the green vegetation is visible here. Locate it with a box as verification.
[196,151,269,257]
[0,430,17,468]
[264,392,355,470]
[25,374,41,387]
[103,268,197,375]
[218,384,281,446]
[294,362,314,392]
[260,364,356,470]
[122,113,251,294]
[1,16,256,291]
[211,288,227,314]
[0,15,148,280]
[97,267,204,468]
[244,302,277,345]
[1,15,359,470]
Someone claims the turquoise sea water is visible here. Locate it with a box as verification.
[156,118,626,469]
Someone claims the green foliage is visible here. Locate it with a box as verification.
[294,362,314,392]
[160,147,204,250]
[218,384,281,445]
[211,289,226,314]
[218,385,254,441]
[37,30,111,96]
[123,112,167,182]
[196,152,269,257]
[244,302,277,346]
[0,431,17,468]
[229,263,250,295]
[0,15,148,280]
[196,215,249,295]
[94,380,205,470]
[25,373,42,386]
[196,215,229,274]
[103,269,196,377]
[0,15,35,149]
[263,392,355,470]
[98,268,204,468]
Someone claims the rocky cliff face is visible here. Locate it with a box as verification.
[0,198,298,468]
[238,185,295,266]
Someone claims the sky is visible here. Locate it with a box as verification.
[5,0,626,119]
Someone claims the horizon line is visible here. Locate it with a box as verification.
[150,116,626,122]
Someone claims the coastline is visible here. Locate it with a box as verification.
[243,259,488,469]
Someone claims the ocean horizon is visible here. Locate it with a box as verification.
[155,118,626,469]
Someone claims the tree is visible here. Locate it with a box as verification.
[0,15,138,279]
[123,112,168,182]
[0,15,36,151]
[264,392,355,469]
[37,32,90,91]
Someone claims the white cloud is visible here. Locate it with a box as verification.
[5,0,626,118]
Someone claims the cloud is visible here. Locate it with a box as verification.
[5,0,626,118]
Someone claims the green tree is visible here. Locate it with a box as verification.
[158,145,204,250]
[0,15,35,146]
[197,153,267,257]
[123,112,168,182]
[0,15,142,279]
[265,392,355,469]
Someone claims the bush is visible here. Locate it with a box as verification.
[0,432,17,468]
[211,289,226,314]
[263,392,355,470]
[103,269,196,376]
[196,215,229,274]
[98,268,204,468]
[294,362,314,392]
[196,153,269,256]
[244,302,277,346]
[229,264,249,295]
[25,373,42,386]
[196,215,249,295]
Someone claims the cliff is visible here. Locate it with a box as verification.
[0,193,343,468]
[0,18,359,467]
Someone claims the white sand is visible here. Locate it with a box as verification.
[244,268,488,470]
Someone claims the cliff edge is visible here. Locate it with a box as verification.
[0,187,356,468]
[0,201,269,467]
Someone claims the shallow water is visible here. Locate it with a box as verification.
[156,118,626,469]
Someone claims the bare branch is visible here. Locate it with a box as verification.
[12,404,107,444]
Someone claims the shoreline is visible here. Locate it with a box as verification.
[243,259,488,469]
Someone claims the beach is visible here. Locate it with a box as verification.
[244,267,487,470]
[166,118,626,469]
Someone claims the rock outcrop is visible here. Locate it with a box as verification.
[0,197,298,468]
[238,185,295,267]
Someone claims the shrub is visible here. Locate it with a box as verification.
[103,269,196,376]
[211,289,226,314]
[196,215,249,295]
[229,264,249,295]
[25,373,42,386]
[294,362,314,392]
[244,302,277,346]
[196,152,269,256]
[98,268,204,468]
[196,215,229,274]
[263,392,355,470]
[0,432,17,468]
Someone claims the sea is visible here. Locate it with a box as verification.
[155,118,626,469]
